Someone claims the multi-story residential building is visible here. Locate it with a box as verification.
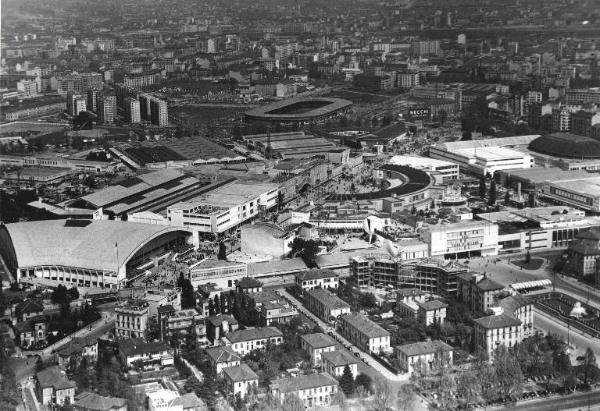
[270,373,339,409]
[305,288,351,322]
[566,88,600,105]
[121,71,162,89]
[206,314,239,344]
[301,333,338,366]
[125,97,141,123]
[56,337,98,366]
[421,221,499,259]
[115,299,149,338]
[396,288,429,319]
[139,93,168,126]
[526,91,543,104]
[417,300,448,326]
[552,106,573,131]
[236,277,263,294]
[52,72,103,95]
[474,313,523,357]
[207,346,241,376]
[567,227,600,278]
[157,306,203,340]
[224,327,283,356]
[17,79,39,97]
[96,94,116,123]
[397,71,420,89]
[86,89,97,112]
[36,366,76,406]
[321,350,359,378]
[117,338,173,368]
[223,364,259,399]
[295,269,340,293]
[396,340,453,375]
[259,302,298,326]
[14,315,48,348]
[411,40,441,57]
[571,111,600,137]
[457,273,505,313]
[339,313,391,354]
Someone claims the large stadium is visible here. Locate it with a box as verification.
[0,219,191,289]
[244,97,352,123]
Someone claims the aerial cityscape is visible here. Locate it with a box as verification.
[1,0,600,410]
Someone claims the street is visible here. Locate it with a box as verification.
[277,288,409,382]
[491,389,600,411]
[535,308,600,361]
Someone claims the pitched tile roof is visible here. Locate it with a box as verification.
[206,346,241,364]
[225,326,283,343]
[306,288,350,310]
[474,313,521,329]
[418,300,447,311]
[270,372,338,393]
[300,333,337,349]
[321,350,358,367]
[222,364,259,382]
[341,313,390,338]
[296,269,339,282]
[37,366,76,390]
[74,391,127,411]
[396,340,453,357]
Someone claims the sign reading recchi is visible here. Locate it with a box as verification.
[407,108,431,120]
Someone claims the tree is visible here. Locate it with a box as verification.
[582,347,598,386]
[457,370,480,407]
[493,345,524,397]
[504,190,511,204]
[51,284,71,306]
[396,384,416,411]
[358,292,377,308]
[339,365,354,395]
[354,373,372,394]
[67,287,79,300]
[488,180,497,206]
[0,287,8,315]
[218,242,227,260]
[301,240,320,267]
[553,350,572,376]
[479,177,486,200]
[462,130,472,140]
[372,379,394,410]
[282,393,304,411]
[177,273,195,309]
[213,295,221,314]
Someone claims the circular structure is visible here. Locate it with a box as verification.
[529,133,600,159]
[326,164,433,201]
[245,97,352,123]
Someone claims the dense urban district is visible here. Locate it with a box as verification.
[2,0,600,410]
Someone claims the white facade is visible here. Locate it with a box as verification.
[429,136,538,176]
[167,182,279,243]
[422,221,499,258]
[389,155,459,180]
[189,259,248,289]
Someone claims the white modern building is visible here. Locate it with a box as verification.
[421,221,499,258]
[167,181,279,243]
[389,155,459,181]
[189,259,248,289]
[429,135,538,176]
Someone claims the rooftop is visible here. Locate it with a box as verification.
[300,333,337,349]
[117,338,171,358]
[271,372,338,393]
[418,300,447,311]
[222,363,259,382]
[296,269,339,282]
[529,133,600,159]
[474,313,522,329]
[37,366,76,390]
[306,288,350,310]
[74,392,127,411]
[225,326,283,343]
[396,340,453,357]
[341,313,390,338]
[321,350,359,366]
[207,345,241,364]
[2,219,190,273]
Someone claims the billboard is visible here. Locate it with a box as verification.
[407,107,431,120]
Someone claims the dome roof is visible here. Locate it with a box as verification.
[529,133,600,159]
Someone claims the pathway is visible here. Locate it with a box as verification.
[277,288,408,382]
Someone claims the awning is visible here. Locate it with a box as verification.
[510,279,552,290]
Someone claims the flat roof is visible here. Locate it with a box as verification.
[170,181,278,210]
[389,155,457,169]
[501,167,591,184]
[551,176,600,195]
